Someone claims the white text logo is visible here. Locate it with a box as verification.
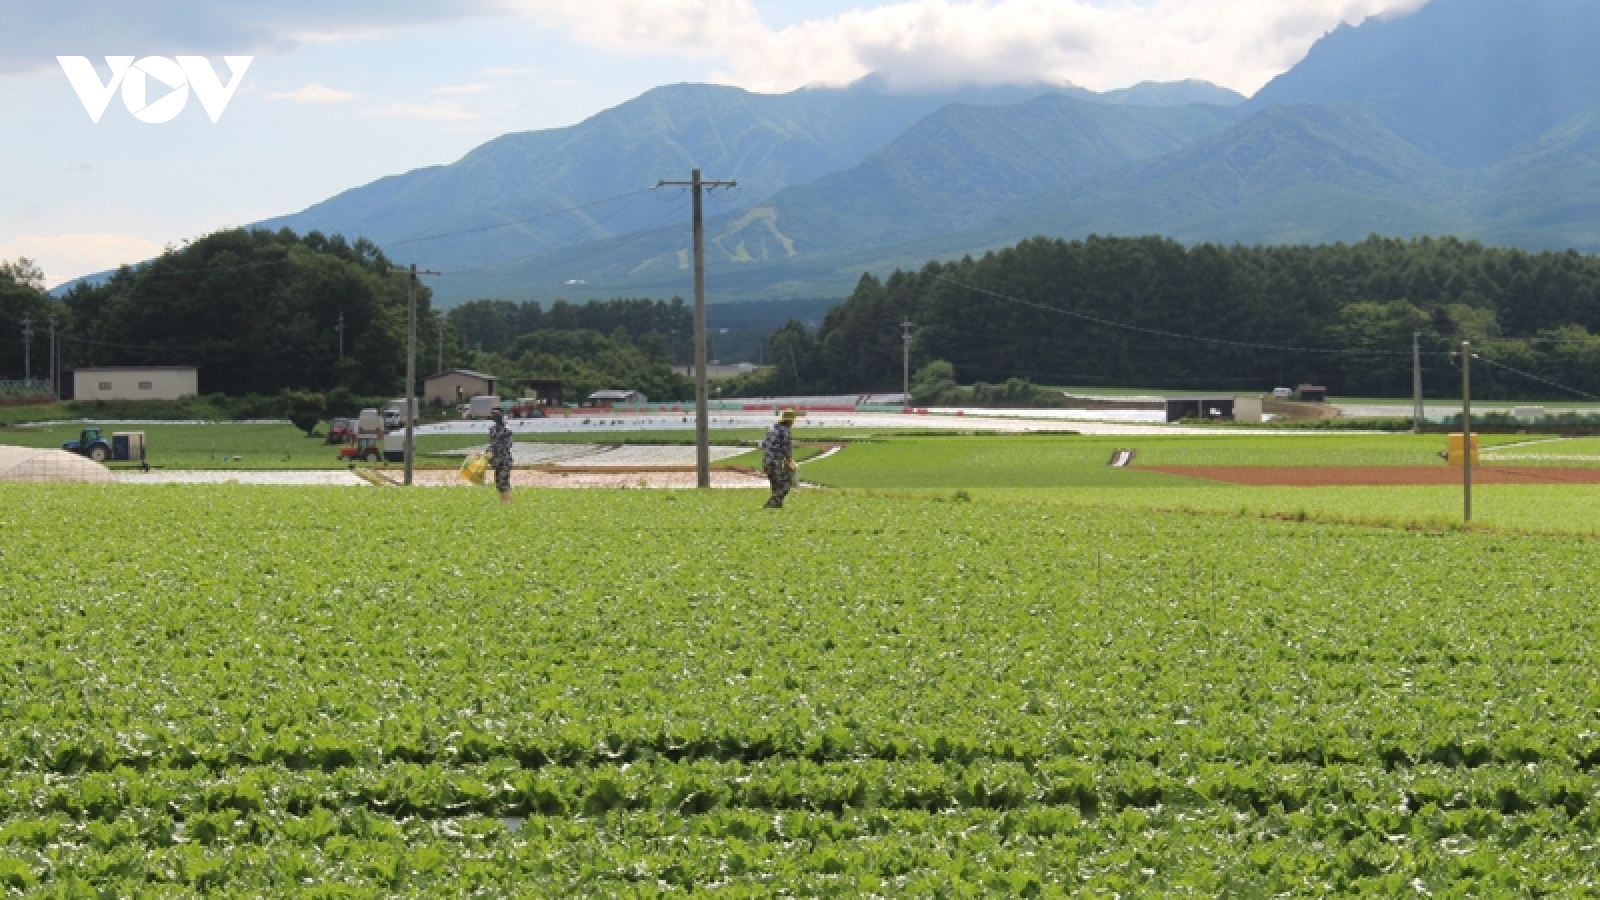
[58,56,253,123]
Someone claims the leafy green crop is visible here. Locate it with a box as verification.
[4,485,1600,894]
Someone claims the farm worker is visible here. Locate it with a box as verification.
[487,405,515,505]
[760,408,799,508]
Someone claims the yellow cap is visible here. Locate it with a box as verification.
[779,408,798,422]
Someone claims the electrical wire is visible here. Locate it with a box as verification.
[451,191,691,287]
[1472,354,1600,401]
[930,273,1448,358]
[384,187,658,248]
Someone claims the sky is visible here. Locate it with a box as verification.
[0,0,1429,288]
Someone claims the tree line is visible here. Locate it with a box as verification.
[47,228,427,397]
[444,298,693,402]
[0,260,60,388]
[0,228,688,405]
[741,235,1600,401]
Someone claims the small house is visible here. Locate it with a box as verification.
[1296,384,1328,403]
[424,369,499,406]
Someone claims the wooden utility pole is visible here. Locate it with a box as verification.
[19,316,32,382]
[336,312,345,362]
[657,168,737,487]
[901,319,915,409]
[47,316,58,399]
[391,264,440,486]
[1462,340,1472,524]
[1412,331,1423,434]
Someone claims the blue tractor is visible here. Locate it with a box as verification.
[62,427,113,463]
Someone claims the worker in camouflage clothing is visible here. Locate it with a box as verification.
[760,408,798,508]
[487,406,515,505]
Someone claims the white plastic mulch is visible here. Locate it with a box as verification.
[115,471,370,485]
[433,443,749,467]
[400,469,768,489]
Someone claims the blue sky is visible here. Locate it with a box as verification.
[0,0,1427,286]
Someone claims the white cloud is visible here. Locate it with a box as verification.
[0,233,165,289]
[266,82,356,103]
[433,82,497,95]
[363,102,478,121]
[482,66,537,76]
[3,0,1432,94]
[497,0,1430,95]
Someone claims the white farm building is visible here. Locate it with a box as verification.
[71,367,199,401]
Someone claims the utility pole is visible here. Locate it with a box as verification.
[657,168,737,488]
[1412,331,1423,434]
[901,319,915,410]
[1461,340,1472,524]
[391,264,441,486]
[20,317,33,382]
[48,316,58,399]
[335,312,345,362]
[436,320,445,375]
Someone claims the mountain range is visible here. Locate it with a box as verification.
[255,0,1600,308]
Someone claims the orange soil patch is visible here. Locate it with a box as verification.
[1146,466,1600,486]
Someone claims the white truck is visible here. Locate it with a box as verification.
[460,395,499,419]
[383,398,420,428]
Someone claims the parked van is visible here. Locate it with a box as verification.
[460,395,499,419]
[383,398,420,428]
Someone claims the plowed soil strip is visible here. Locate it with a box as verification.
[1146,466,1600,486]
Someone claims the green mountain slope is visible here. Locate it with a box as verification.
[431,96,1242,303]
[1250,0,1600,166]
[737,95,1241,255]
[962,103,1475,247]
[257,80,1063,272]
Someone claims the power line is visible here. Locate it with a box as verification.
[384,187,658,248]
[1473,354,1600,401]
[930,273,1451,358]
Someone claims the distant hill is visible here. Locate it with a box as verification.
[251,76,1243,302]
[1250,0,1600,165]
[257,79,1065,272]
[455,93,1243,300]
[236,0,1600,308]
[1097,80,1246,108]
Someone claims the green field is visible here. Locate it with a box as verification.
[803,432,1550,486]
[6,483,1600,895]
[9,431,1600,893]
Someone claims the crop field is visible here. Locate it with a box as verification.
[801,433,1543,489]
[6,483,1600,896]
[0,423,883,471]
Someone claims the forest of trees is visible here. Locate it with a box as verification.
[742,235,1600,401]
[46,228,430,397]
[1,229,688,403]
[0,259,60,386]
[445,298,692,402]
[22,230,1600,405]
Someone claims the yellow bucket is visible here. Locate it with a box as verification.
[1447,433,1479,467]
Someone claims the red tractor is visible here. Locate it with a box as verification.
[338,435,384,463]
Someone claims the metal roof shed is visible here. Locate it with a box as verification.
[1164,397,1236,423]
